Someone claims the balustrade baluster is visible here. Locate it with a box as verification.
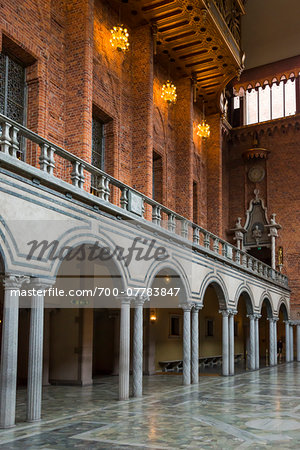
[0,121,11,154]
[168,214,176,233]
[152,205,161,226]
[213,238,219,253]
[181,220,188,239]
[193,227,199,245]
[71,161,85,189]
[120,187,128,209]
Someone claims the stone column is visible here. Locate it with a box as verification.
[132,296,148,398]
[42,309,51,386]
[247,315,256,370]
[266,214,281,270]
[268,318,275,366]
[290,324,294,362]
[0,275,26,428]
[255,314,261,370]
[274,318,278,365]
[180,303,192,386]
[285,321,290,362]
[229,310,237,376]
[118,297,131,400]
[297,324,300,362]
[191,304,202,384]
[220,310,230,376]
[27,280,52,422]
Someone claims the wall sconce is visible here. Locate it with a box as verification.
[150,309,157,323]
[165,275,171,284]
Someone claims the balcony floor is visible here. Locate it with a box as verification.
[0,363,300,448]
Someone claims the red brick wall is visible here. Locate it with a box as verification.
[0,0,210,230]
[228,116,300,316]
[206,114,224,236]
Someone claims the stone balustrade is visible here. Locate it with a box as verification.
[0,113,288,289]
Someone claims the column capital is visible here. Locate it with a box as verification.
[254,313,262,320]
[284,320,292,325]
[219,309,230,317]
[192,302,203,312]
[1,274,29,290]
[247,314,256,320]
[229,309,237,316]
[28,277,56,290]
[267,317,279,323]
[179,302,193,311]
[116,295,133,306]
[134,294,150,307]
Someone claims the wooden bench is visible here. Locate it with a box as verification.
[159,353,244,373]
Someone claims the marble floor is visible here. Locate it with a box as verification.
[1,363,300,449]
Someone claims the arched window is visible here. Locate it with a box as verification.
[285,78,296,116]
[259,83,271,122]
[241,75,297,125]
[271,79,284,119]
[246,85,258,125]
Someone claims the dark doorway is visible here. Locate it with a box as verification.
[247,246,271,266]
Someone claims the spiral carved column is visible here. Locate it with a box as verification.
[268,318,275,366]
[297,324,300,362]
[118,296,132,400]
[290,323,294,362]
[220,310,230,376]
[255,314,261,370]
[229,310,237,375]
[247,314,256,370]
[27,279,54,423]
[180,303,192,386]
[191,304,202,384]
[285,321,290,362]
[0,275,27,428]
[132,296,149,398]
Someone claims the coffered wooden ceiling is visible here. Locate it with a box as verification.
[113,0,245,112]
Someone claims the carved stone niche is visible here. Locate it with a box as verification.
[244,189,270,249]
[230,190,281,267]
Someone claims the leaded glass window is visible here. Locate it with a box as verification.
[0,53,26,124]
[92,116,105,170]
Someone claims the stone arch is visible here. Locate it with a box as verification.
[0,244,7,273]
[49,231,128,290]
[146,259,190,305]
[199,273,229,309]
[259,291,274,318]
[277,298,289,320]
[234,283,255,315]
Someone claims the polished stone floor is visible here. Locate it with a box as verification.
[1,363,300,448]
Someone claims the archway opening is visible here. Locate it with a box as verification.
[278,302,289,362]
[146,267,188,381]
[0,253,4,361]
[259,298,273,367]
[235,292,254,372]
[43,243,125,387]
[199,282,226,375]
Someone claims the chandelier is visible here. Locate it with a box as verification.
[197,101,210,138]
[161,81,177,104]
[197,120,210,138]
[110,26,129,52]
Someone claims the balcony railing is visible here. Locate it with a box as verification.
[0,113,288,288]
[212,0,243,45]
